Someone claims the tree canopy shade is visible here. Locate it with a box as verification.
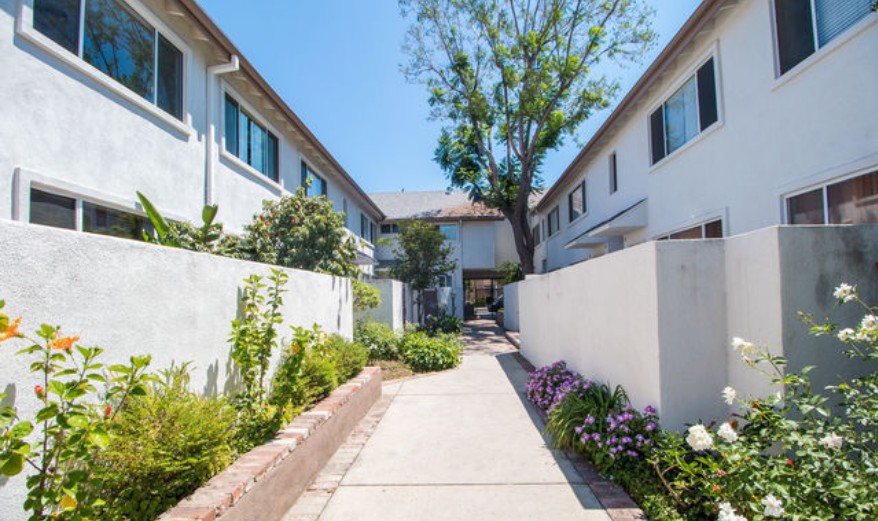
[389,220,456,321]
[401,0,655,273]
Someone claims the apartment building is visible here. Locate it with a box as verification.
[531,0,878,273]
[1,0,384,271]
[369,190,518,319]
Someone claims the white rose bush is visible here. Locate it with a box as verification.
[646,283,878,521]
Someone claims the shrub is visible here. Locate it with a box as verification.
[352,280,381,312]
[96,364,237,521]
[355,321,400,360]
[296,352,339,407]
[423,312,464,336]
[400,331,461,372]
[323,334,369,381]
[525,361,589,413]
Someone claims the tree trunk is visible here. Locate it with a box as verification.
[504,206,535,275]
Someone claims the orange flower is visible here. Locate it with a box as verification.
[48,332,79,351]
[0,317,22,342]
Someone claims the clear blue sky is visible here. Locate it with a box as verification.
[199,0,702,194]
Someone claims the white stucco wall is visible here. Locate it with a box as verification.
[0,220,353,519]
[519,225,878,431]
[503,282,520,332]
[532,1,878,273]
[354,279,405,330]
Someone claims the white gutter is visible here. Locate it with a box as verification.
[205,55,240,206]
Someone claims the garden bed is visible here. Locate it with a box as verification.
[158,367,382,521]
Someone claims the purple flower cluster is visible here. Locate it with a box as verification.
[526,361,591,413]
[576,404,659,462]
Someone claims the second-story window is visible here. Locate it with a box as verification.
[360,214,375,243]
[547,206,560,237]
[381,224,400,234]
[33,0,184,120]
[774,0,874,75]
[568,182,586,222]
[650,57,718,165]
[532,224,541,246]
[438,224,458,241]
[609,152,618,194]
[224,94,279,182]
[300,161,327,197]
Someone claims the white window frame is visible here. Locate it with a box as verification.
[647,43,724,172]
[12,167,187,232]
[220,83,284,193]
[654,207,728,241]
[769,0,878,86]
[781,165,878,225]
[16,0,193,135]
[438,223,459,242]
[567,180,588,224]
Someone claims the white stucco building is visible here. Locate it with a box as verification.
[530,0,878,273]
[1,0,384,271]
[369,190,518,319]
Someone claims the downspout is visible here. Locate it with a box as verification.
[205,55,240,206]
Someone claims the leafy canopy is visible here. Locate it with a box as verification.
[390,220,456,294]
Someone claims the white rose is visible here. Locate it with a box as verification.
[686,424,713,452]
[717,422,738,443]
[722,386,736,405]
[837,328,855,341]
[761,494,784,518]
[833,283,855,303]
[819,433,843,450]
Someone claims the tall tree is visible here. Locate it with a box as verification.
[390,220,456,322]
[401,0,655,273]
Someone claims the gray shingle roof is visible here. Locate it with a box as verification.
[369,190,503,221]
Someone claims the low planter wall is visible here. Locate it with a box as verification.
[159,367,382,521]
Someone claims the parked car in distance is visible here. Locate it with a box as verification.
[488,296,503,312]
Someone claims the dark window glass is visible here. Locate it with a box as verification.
[650,107,666,164]
[697,58,718,131]
[266,134,279,182]
[548,207,560,236]
[248,115,266,174]
[83,0,155,103]
[827,171,878,224]
[301,162,326,197]
[787,188,825,224]
[82,202,152,240]
[815,0,874,46]
[30,189,76,229]
[669,225,704,240]
[371,223,377,243]
[381,224,393,234]
[532,224,541,246]
[224,95,238,155]
[775,0,816,75]
[156,34,183,120]
[665,77,699,155]
[609,153,618,194]
[568,183,585,222]
[704,219,723,238]
[34,0,81,54]
[360,214,368,240]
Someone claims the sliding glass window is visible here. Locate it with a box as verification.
[224,94,280,182]
[33,0,184,120]
[787,171,878,225]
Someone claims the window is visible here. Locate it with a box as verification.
[547,207,560,237]
[787,170,878,225]
[650,58,718,164]
[438,224,458,241]
[774,0,874,75]
[224,94,279,182]
[360,213,374,242]
[532,224,541,246]
[657,219,723,240]
[300,161,327,197]
[568,182,586,222]
[438,274,452,288]
[33,0,184,120]
[28,188,152,240]
[609,153,618,194]
[381,224,400,234]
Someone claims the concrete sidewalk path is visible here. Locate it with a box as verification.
[283,320,612,521]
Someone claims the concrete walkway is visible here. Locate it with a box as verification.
[283,320,611,521]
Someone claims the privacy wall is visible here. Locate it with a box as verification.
[354,279,406,330]
[518,225,878,431]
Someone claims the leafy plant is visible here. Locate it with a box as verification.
[355,321,400,360]
[323,334,369,381]
[389,220,456,322]
[497,260,525,285]
[95,363,237,521]
[0,300,154,521]
[352,280,381,312]
[269,326,312,421]
[423,311,464,336]
[525,361,588,413]
[400,331,461,372]
[136,191,232,253]
[244,186,358,277]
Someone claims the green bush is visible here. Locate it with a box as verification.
[400,331,461,372]
[96,364,237,521]
[324,333,369,381]
[423,312,464,336]
[352,280,381,312]
[356,321,400,360]
[295,350,339,407]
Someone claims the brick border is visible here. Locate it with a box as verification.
[511,352,648,521]
[158,367,382,521]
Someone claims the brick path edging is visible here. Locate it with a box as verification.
[511,352,649,521]
[158,367,382,521]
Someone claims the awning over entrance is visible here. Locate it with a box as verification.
[565,199,647,250]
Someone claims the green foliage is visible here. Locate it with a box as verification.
[323,334,369,381]
[244,186,358,277]
[389,220,456,321]
[401,0,655,273]
[96,363,237,521]
[423,311,464,336]
[269,326,312,421]
[136,191,238,254]
[400,331,462,372]
[352,280,381,312]
[497,260,524,285]
[296,351,339,408]
[355,321,401,360]
[0,305,154,521]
